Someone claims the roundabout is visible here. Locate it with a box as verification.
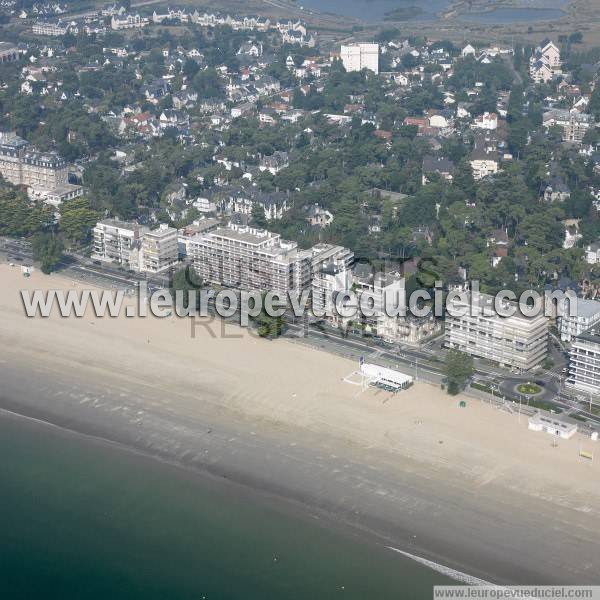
[516,382,543,396]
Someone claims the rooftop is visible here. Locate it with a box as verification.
[575,328,600,345]
[97,219,147,233]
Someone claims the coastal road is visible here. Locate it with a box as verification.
[3,236,598,426]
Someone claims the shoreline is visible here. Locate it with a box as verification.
[2,263,600,585]
[2,396,494,586]
[0,360,492,582]
[0,404,474,585]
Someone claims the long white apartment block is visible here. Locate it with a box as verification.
[445,293,548,372]
[340,43,379,74]
[568,330,600,396]
[186,224,313,297]
[559,297,600,342]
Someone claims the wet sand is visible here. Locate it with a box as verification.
[1,263,600,584]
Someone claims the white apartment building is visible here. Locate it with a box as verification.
[445,293,548,372]
[568,329,600,395]
[93,220,179,273]
[186,224,312,297]
[139,223,179,273]
[32,21,69,36]
[310,244,354,320]
[93,220,148,267]
[111,14,148,30]
[558,298,600,342]
[340,43,379,74]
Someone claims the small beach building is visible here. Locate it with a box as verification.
[360,363,413,392]
[528,412,577,440]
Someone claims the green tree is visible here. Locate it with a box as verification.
[589,84,600,121]
[32,232,64,274]
[59,197,99,247]
[0,187,54,237]
[251,294,286,339]
[254,312,286,339]
[190,67,224,99]
[445,349,474,395]
[251,203,267,228]
[170,266,203,311]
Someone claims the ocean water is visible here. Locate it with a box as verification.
[0,414,452,599]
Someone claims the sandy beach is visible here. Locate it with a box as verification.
[1,262,600,585]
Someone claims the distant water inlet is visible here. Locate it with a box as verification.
[457,7,566,23]
[295,0,567,23]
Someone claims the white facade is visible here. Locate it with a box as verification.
[586,243,600,265]
[445,293,548,372]
[529,40,562,83]
[140,224,179,273]
[92,220,147,267]
[32,21,68,36]
[473,112,498,130]
[559,298,600,342]
[93,220,177,273]
[568,330,600,395]
[349,270,436,344]
[461,44,476,58]
[361,362,413,390]
[311,244,354,320]
[186,224,312,297]
[528,413,577,439]
[378,314,441,346]
[111,14,148,30]
[470,157,498,180]
[340,43,379,74]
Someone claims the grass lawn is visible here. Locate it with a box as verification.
[517,383,542,395]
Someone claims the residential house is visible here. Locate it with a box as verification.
[305,203,333,227]
[473,112,498,131]
[422,155,455,184]
[470,136,499,180]
[259,151,288,175]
